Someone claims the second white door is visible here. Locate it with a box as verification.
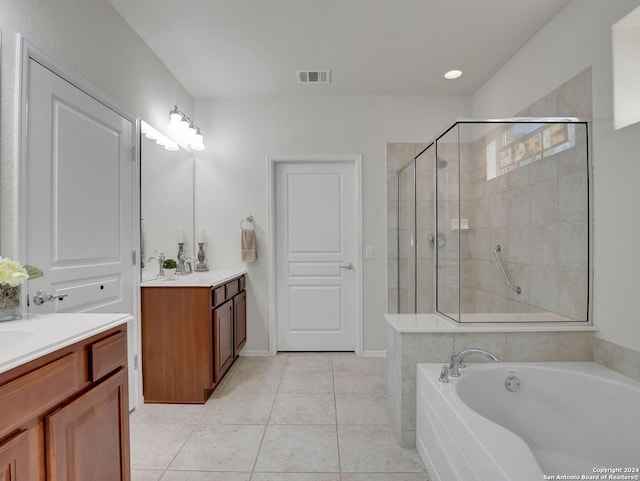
[276,159,359,351]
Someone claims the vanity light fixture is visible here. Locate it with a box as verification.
[444,69,463,80]
[168,106,206,151]
[140,120,179,151]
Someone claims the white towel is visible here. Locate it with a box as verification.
[241,228,256,262]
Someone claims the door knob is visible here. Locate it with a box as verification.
[33,290,68,305]
[340,263,354,270]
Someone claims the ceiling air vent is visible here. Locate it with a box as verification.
[296,70,331,84]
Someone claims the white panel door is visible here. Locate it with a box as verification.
[22,58,136,406]
[276,161,357,351]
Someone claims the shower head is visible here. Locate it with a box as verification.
[437,159,448,169]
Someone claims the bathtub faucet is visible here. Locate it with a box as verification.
[448,348,499,377]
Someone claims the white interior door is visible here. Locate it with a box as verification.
[21,57,137,407]
[276,160,359,351]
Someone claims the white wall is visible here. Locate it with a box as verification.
[0,0,193,255]
[194,95,472,353]
[473,0,640,351]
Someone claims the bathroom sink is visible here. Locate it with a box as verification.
[0,329,35,347]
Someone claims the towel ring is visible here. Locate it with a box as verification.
[240,215,255,230]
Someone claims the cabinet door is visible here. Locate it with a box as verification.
[234,290,247,357]
[213,300,234,382]
[0,429,31,480]
[46,369,130,481]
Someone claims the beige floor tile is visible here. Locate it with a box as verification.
[169,424,265,471]
[285,353,333,371]
[162,472,251,481]
[269,393,336,424]
[341,474,430,481]
[332,354,387,372]
[130,353,428,479]
[217,368,283,395]
[203,393,275,424]
[254,425,340,473]
[333,370,386,394]
[251,474,341,481]
[335,393,389,425]
[131,470,163,481]
[238,354,289,371]
[130,423,195,470]
[338,426,426,473]
[278,370,334,394]
[132,404,207,424]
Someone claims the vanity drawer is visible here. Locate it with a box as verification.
[226,278,240,298]
[90,330,127,382]
[213,285,226,307]
[239,275,245,291]
[0,353,79,439]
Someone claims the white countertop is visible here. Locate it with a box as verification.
[385,313,598,333]
[140,269,246,287]
[0,313,132,375]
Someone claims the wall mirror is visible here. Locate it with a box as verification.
[140,127,194,280]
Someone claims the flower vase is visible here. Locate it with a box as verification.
[0,284,22,321]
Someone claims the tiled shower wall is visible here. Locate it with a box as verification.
[386,68,592,319]
[459,122,589,319]
[460,69,592,319]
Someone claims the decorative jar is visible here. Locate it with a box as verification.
[0,284,21,321]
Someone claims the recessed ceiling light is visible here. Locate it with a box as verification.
[444,69,463,80]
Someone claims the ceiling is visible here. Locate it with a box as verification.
[107,0,570,98]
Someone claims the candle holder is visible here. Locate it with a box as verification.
[176,242,184,274]
[196,242,209,272]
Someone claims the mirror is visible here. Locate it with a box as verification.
[140,130,194,280]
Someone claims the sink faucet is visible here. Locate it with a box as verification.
[178,249,197,275]
[447,348,499,378]
[147,250,165,277]
[182,256,197,275]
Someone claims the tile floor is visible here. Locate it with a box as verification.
[130,352,429,481]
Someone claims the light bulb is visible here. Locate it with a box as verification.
[169,107,183,131]
[186,121,197,142]
[191,137,205,151]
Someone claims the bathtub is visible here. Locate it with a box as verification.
[416,362,640,481]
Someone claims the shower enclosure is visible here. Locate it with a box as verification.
[389,118,590,323]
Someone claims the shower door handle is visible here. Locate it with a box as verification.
[340,263,354,270]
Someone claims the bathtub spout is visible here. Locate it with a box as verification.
[449,348,499,377]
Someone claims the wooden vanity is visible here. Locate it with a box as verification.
[0,314,131,481]
[141,271,247,403]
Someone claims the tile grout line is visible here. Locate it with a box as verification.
[156,421,199,480]
[248,352,288,479]
[332,353,344,480]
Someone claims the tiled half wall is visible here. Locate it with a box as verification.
[387,327,595,447]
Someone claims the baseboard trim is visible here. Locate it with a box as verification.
[239,350,272,357]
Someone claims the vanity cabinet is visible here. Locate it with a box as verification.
[0,325,130,481]
[213,299,234,382]
[141,274,247,403]
[0,428,31,480]
[234,290,247,356]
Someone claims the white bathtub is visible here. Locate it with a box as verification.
[416,362,640,481]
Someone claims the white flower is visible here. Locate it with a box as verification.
[0,257,29,287]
